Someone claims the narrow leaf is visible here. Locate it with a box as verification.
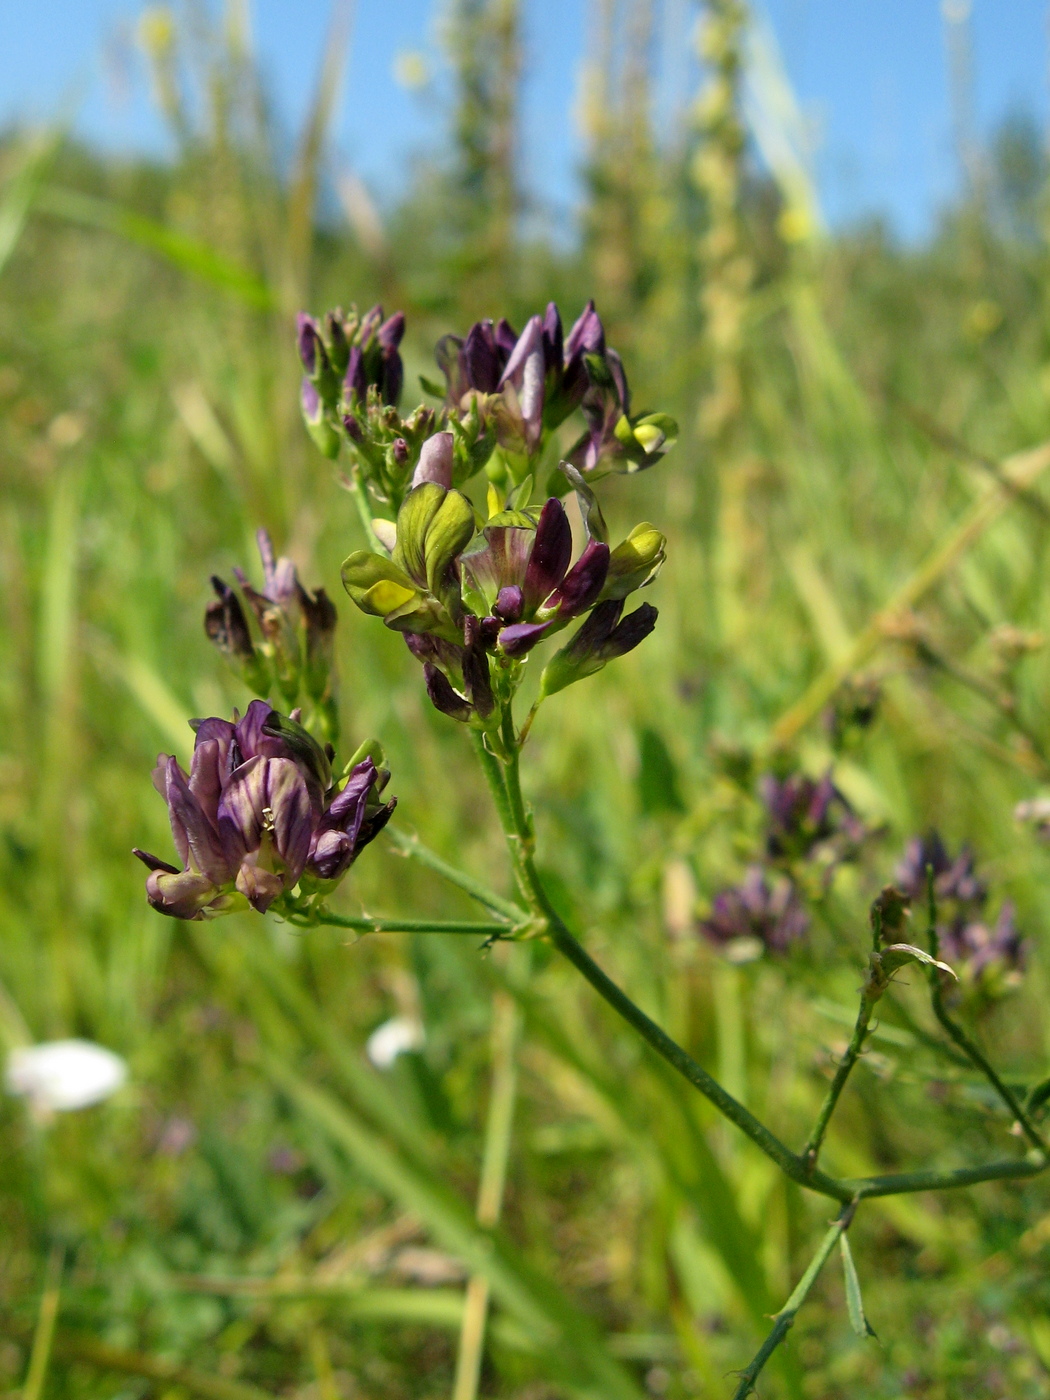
[879,943,956,979]
[840,1234,876,1339]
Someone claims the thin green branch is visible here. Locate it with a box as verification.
[803,990,876,1171]
[731,1202,857,1399]
[924,873,1048,1156]
[846,1156,1047,1197]
[291,911,513,937]
[22,1245,63,1400]
[383,826,527,924]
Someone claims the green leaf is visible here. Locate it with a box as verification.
[840,1234,877,1339]
[0,130,63,281]
[879,943,956,979]
[558,461,608,542]
[419,374,447,399]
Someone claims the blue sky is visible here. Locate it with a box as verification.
[1,1,1048,242]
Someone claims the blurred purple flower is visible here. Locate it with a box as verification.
[760,770,867,865]
[700,867,809,954]
[134,701,395,919]
[940,903,1026,983]
[894,832,986,907]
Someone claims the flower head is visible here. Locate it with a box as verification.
[894,832,986,907]
[760,771,868,866]
[205,529,338,740]
[134,701,395,919]
[342,481,664,725]
[700,868,809,956]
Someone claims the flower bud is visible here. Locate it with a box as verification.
[204,576,272,696]
[301,379,341,459]
[412,431,454,489]
[539,600,658,697]
[600,523,666,600]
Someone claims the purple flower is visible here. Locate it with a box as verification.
[760,771,867,865]
[134,701,395,920]
[939,903,1026,988]
[895,832,986,907]
[343,304,405,408]
[700,868,809,955]
[458,496,609,659]
[434,302,618,459]
[207,529,338,734]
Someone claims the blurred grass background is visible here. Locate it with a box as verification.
[7,1,1050,1396]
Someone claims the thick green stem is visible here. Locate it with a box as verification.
[846,1157,1046,1197]
[732,1203,857,1399]
[803,992,876,1171]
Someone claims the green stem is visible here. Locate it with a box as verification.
[295,912,513,937]
[803,992,876,1171]
[925,874,1047,1155]
[472,713,851,1203]
[731,1202,857,1399]
[22,1245,63,1400]
[347,466,385,553]
[928,981,1047,1154]
[383,827,527,924]
[846,1156,1046,1197]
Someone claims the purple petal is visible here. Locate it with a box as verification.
[542,302,563,373]
[541,539,610,619]
[462,321,503,393]
[164,757,231,883]
[522,498,572,612]
[300,377,321,420]
[378,311,405,350]
[495,585,523,622]
[235,861,286,914]
[424,663,472,721]
[412,432,454,489]
[146,868,223,920]
[235,700,280,760]
[344,345,367,403]
[497,621,553,657]
[564,300,605,359]
[133,848,180,874]
[296,313,322,374]
[494,318,518,360]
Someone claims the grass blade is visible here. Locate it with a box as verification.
[262,1054,642,1400]
[0,130,63,279]
[34,186,275,310]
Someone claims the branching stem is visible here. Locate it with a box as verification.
[731,1202,857,1399]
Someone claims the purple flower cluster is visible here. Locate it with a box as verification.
[760,771,868,866]
[700,867,809,955]
[894,832,1024,988]
[134,701,394,920]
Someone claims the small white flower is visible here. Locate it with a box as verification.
[366,1016,424,1069]
[5,1039,128,1113]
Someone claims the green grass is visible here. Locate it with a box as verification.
[5,8,1050,1397]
